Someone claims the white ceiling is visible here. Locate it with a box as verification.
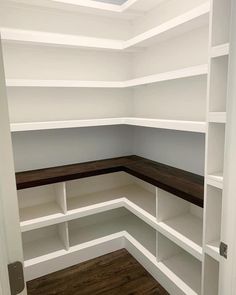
[92,0,128,5]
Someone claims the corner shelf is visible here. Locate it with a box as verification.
[6,64,208,88]
[0,3,210,50]
[10,117,207,133]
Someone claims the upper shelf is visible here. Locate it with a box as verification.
[15,155,204,207]
[0,3,210,50]
[6,64,208,88]
[10,117,207,133]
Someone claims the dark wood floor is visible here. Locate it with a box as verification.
[27,249,169,295]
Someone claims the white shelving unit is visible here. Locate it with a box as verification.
[0,0,233,294]
[202,0,232,293]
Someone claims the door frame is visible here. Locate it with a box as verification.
[0,35,26,294]
[219,0,236,293]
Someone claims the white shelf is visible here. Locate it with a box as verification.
[67,184,156,219]
[205,240,220,262]
[0,28,124,50]
[1,3,210,50]
[207,172,223,189]
[125,3,210,48]
[211,43,230,58]
[69,211,156,256]
[23,235,67,266]
[10,117,206,133]
[20,202,65,230]
[208,112,226,123]
[6,65,208,88]
[158,213,203,261]
[158,253,202,295]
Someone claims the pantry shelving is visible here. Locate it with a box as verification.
[16,157,205,289]
[0,0,234,293]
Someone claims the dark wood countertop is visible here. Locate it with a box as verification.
[16,155,204,207]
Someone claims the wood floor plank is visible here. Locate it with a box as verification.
[27,249,169,295]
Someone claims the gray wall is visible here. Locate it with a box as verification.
[12,126,205,175]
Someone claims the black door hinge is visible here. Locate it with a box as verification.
[8,261,25,295]
[220,242,228,259]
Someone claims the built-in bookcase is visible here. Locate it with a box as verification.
[0,0,233,294]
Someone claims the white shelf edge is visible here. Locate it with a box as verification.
[208,112,226,123]
[0,3,210,50]
[205,241,220,262]
[207,173,223,189]
[211,43,230,58]
[11,117,207,133]
[6,65,208,89]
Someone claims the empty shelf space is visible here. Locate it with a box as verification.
[6,65,208,89]
[158,213,203,260]
[1,3,210,50]
[18,183,67,231]
[208,112,226,123]
[157,233,202,295]
[157,189,203,260]
[211,43,230,58]
[67,184,156,218]
[20,202,64,227]
[10,117,207,133]
[159,253,201,295]
[207,172,223,189]
[68,209,156,256]
[22,224,68,265]
[205,240,220,261]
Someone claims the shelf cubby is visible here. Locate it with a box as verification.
[157,233,202,295]
[18,183,67,231]
[204,185,222,261]
[68,208,157,256]
[66,172,156,221]
[203,255,219,295]
[207,123,225,189]
[211,0,231,46]
[209,55,229,113]
[22,222,69,266]
[156,189,203,260]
